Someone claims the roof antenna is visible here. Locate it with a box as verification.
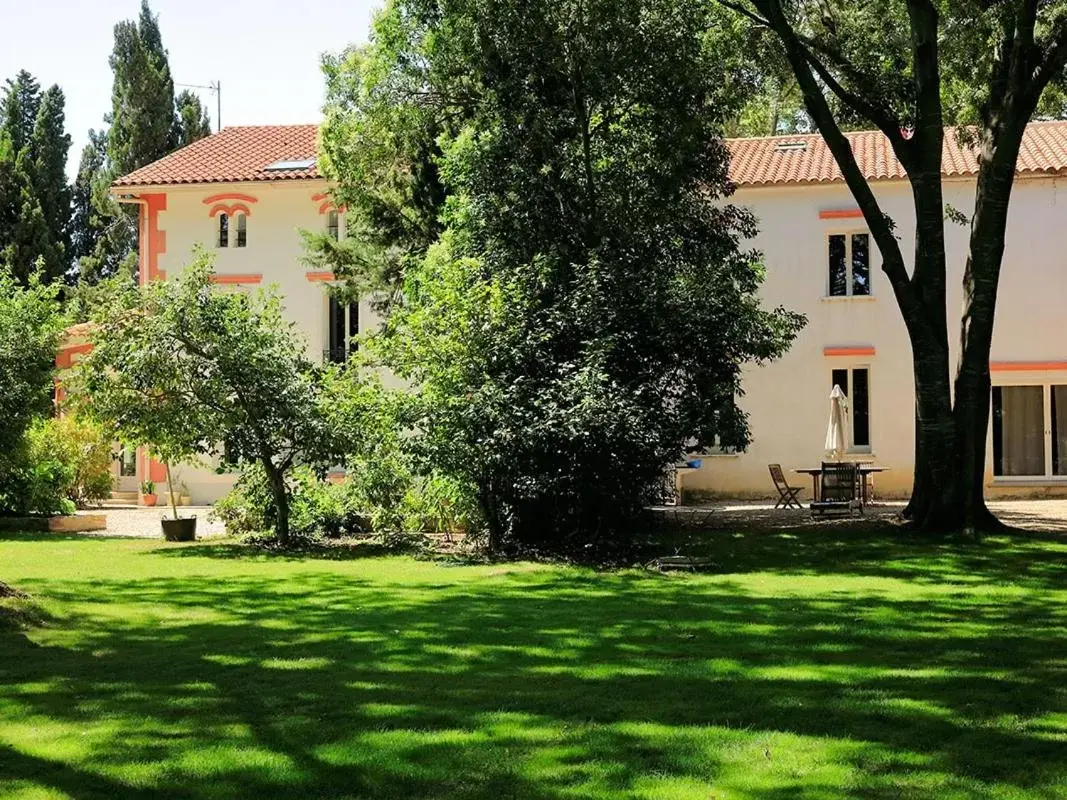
[175,80,222,132]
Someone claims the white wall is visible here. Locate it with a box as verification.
[147,174,1067,503]
[685,175,1067,499]
[151,180,381,503]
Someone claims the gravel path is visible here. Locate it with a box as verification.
[73,499,1067,540]
[76,507,227,538]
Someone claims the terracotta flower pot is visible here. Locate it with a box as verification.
[141,493,158,507]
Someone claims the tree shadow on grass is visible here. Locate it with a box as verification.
[2,549,1066,799]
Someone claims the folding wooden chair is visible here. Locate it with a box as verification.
[768,464,804,509]
[810,462,863,517]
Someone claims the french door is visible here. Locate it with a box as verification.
[992,384,1067,477]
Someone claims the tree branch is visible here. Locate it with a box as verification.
[715,0,771,28]
[751,0,930,334]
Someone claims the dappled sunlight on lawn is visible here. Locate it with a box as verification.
[1,527,1065,799]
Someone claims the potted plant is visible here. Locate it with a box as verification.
[160,463,197,541]
[140,479,158,507]
[178,481,192,507]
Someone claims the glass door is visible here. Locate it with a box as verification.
[992,386,1046,476]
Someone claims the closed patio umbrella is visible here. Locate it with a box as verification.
[825,384,849,461]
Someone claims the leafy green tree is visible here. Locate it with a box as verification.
[0,268,66,518]
[723,1,1067,533]
[79,249,332,543]
[321,0,803,554]
[173,89,212,148]
[0,269,63,455]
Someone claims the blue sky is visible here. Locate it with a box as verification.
[0,0,380,176]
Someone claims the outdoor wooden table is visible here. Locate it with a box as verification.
[794,465,887,505]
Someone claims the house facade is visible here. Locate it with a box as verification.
[66,121,1067,503]
[60,125,378,503]
[686,123,1067,500]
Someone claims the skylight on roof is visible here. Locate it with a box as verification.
[774,141,808,153]
[264,158,316,171]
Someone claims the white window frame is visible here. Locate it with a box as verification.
[826,229,872,298]
[326,209,344,240]
[830,364,873,453]
[235,213,247,248]
[217,213,229,248]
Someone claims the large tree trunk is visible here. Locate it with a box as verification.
[904,125,1022,535]
[262,460,291,545]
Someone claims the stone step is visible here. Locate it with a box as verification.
[110,491,138,503]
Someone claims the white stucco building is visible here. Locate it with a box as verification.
[59,121,1067,503]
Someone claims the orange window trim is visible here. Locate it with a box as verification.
[210,274,263,285]
[824,346,876,357]
[819,208,864,220]
[990,361,1067,372]
[305,271,335,282]
[202,192,259,205]
[208,203,252,218]
[312,191,346,215]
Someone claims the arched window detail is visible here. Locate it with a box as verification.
[218,213,229,248]
[326,209,340,240]
[236,214,247,248]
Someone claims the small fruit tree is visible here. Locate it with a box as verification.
[78,248,331,543]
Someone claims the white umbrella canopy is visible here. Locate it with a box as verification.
[825,384,849,460]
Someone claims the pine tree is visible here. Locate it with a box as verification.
[173,89,212,148]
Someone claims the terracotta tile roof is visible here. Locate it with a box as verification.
[112,124,321,187]
[115,120,1067,190]
[727,120,1067,187]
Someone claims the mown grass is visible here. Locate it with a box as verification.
[0,525,1065,799]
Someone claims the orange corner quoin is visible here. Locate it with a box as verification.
[824,346,876,357]
[819,208,864,220]
[305,271,335,282]
[140,193,168,285]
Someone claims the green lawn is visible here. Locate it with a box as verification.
[1,527,1065,799]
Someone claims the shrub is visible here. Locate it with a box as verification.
[26,416,113,507]
[0,441,75,517]
[212,465,366,541]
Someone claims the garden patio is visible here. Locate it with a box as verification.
[2,511,1065,799]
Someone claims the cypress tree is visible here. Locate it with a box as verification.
[0,73,71,284]
[28,85,72,281]
[107,0,177,176]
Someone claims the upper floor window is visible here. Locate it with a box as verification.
[236,214,247,248]
[828,232,870,296]
[326,295,359,363]
[326,209,340,240]
[217,213,229,248]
